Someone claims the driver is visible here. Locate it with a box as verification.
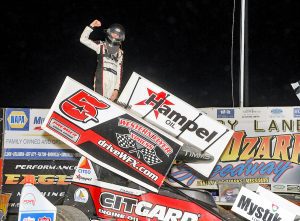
[80,19,125,101]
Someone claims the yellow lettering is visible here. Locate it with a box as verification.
[254,136,272,160]
[56,175,70,185]
[4,174,20,184]
[273,135,292,161]
[291,134,300,164]
[240,137,259,161]
[221,131,245,162]
[19,175,36,185]
[38,175,55,185]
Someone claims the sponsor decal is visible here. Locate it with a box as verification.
[135,89,174,119]
[99,192,201,221]
[232,187,296,221]
[242,109,261,114]
[59,89,109,123]
[78,158,90,169]
[217,109,235,118]
[20,213,54,221]
[270,108,284,118]
[74,157,93,182]
[118,118,173,156]
[97,139,159,182]
[74,188,89,203]
[78,157,91,173]
[22,193,36,207]
[33,116,45,130]
[272,204,279,212]
[5,109,30,131]
[287,185,300,192]
[116,118,175,165]
[241,108,261,119]
[135,88,219,143]
[294,108,300,118]
[38,217,51,221]
[272,185,285,190]
[236,195,282,220]
[75,174,93,182]
[271,108,283,115]
[48,118,80,142]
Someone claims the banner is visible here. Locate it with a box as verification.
[2,108,81,214]
[169,107,300,196]
[118,72,234,178]
[2,159,77,213]
[231,186,296,221]
[4,108,80,160]
[42,76,182,192]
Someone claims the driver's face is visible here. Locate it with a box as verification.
[111,32,120,39]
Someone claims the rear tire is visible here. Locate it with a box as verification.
[56,205,90,221]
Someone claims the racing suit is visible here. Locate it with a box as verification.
[80,26,123,99]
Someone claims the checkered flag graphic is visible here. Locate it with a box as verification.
[116,133,135,149]
[138,145,162,165]
[291,80,300,101]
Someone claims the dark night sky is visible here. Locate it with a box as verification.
[1,0,300,108]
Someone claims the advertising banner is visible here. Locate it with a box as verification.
[2,159,78,213]
[231,186,296,221]
[2,107,81,214]
[169,107,300,195]
[118,72,234,178]
[42,76,182,192]
[4,108,80,160]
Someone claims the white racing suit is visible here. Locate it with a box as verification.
[80,26,123,98]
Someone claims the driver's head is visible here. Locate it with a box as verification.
[104,23,125,54]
